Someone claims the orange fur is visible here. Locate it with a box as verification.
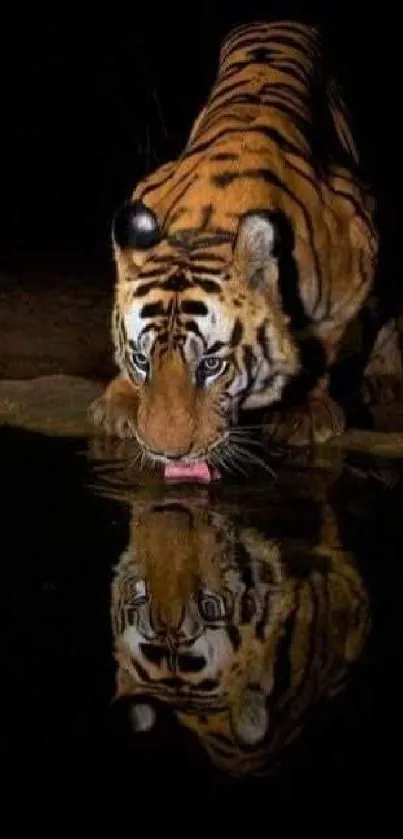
[91,20,378,457]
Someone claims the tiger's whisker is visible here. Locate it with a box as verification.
[229,442,277,477]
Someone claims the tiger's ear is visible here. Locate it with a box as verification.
[232,211,280,289]
[112,200,162,270]
[230,688,268,746]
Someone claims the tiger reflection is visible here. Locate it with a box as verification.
[111,488,370,776]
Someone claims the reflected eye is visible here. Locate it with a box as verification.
[133,350,149,372]
[197,356,226,382]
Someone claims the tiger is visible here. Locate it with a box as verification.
[110,474,370,777]
[91,19,378,482]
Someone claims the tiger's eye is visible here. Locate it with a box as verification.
[197,356,226,380]
[133,350,149,372]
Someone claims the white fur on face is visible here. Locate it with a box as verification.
[123,295,233,364]
[122,287,291,408]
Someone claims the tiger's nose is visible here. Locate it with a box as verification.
[138,438,192,459]
[136,418,195,458]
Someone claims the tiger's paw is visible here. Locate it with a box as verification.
[89,376,139,439]
[264,391,346,448]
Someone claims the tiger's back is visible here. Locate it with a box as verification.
[93,20,380,464]
[126,20,376,326]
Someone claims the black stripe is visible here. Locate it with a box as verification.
[256,320,273,363]
[222,33,273,60]
[138,322,158,338]
[188,230,234,247]
[326,182,372,228]
[183,321,208,345]
[256,98,311,140]
[163,173,199,228]
[185,124,306,162]
[286,159,323,197]
[200,204,213,227]
[191,267,225,279]
[186,124,237,158]
[133,280,160,297]
[258,96,309,128]
[275,59,310,85]
[140,168,175,198]
[180,300,208,316]
[259,80,309,103]
[203,112,249,131]
[260,91,306,114]
[221,22,268,50]
[131,659,152,683]
[167,207,188,228]
[210,152,239,161]
[209,76,253,103]
[190,251,227,263]
[140,302,165,318]
[267,605,296,697]
[161,275,194,292]
[243,345,256,391]
[223,33,316,63]
[152,254,175,265]
[161,155,204,223]
[226,624,241,650]
[219,54,309,93]
[136,267,164,279]
[196,278,221,293]
[208,91,261,110]
[230,318,244,347]
[220,59,257,80]
[207,340,226,354]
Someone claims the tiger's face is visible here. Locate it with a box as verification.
[112,501,285,751]
[113,205,300,463]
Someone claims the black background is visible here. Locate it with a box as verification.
[1,3,400,258]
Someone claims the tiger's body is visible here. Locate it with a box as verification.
[92,20,378,469]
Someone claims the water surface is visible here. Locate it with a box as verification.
[1,424,402,817]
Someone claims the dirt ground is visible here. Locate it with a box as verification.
[0,248,115,380]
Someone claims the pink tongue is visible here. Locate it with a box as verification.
[164,461,218,483]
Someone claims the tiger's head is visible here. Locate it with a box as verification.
[111,491,370,776]
[112,200,300,464]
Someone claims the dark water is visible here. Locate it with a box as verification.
[1,424,402,819]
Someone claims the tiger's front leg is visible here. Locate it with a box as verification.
[263,380,346,448]
[263,331,346,448]
[90,375,139,439]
